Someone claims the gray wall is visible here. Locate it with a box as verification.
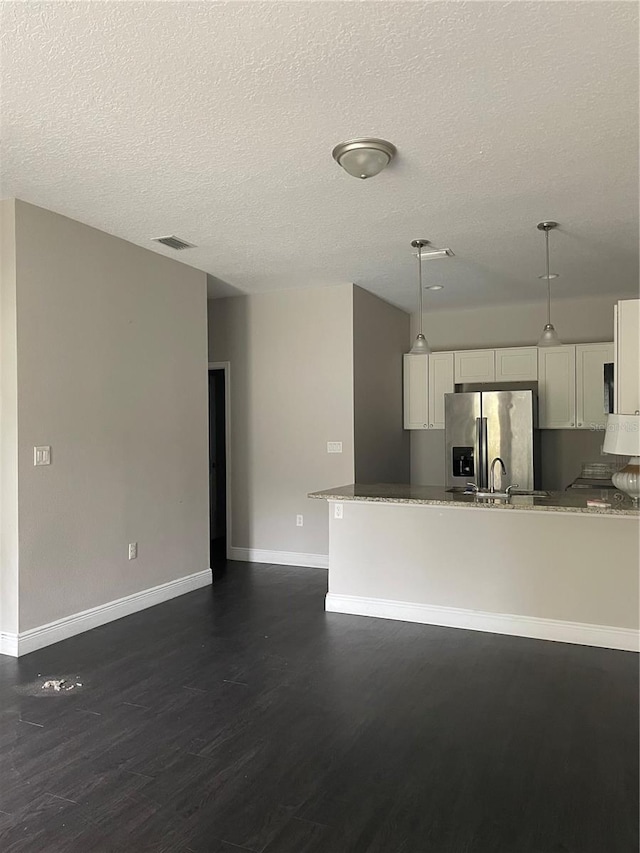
[208,286,356,558]
[7,200,209,631]
[411,293,627,350]
[539,430,611,491]
[353,286,410,484]
[411,431,447,488]
[411,294,627,488]
[0,199,19,636]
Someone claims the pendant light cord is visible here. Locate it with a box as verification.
[418,246,424,336]
[545,227,551,326]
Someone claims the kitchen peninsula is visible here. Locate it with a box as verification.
[309,484,639,652]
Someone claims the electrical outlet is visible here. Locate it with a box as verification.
[334,503,343,519]
[34,446,51,466]
[327,441,343,454]
[296,514,304,527]
[128,542,138,560]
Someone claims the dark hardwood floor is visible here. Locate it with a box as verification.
[1,561,638,852]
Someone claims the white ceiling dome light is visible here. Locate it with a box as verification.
[332,138,397,179]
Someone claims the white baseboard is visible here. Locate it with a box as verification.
[0,569,212,658]
[228,547,328,570]
[325,593,639,652]
[0,632,18,656]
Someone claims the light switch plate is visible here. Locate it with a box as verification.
[34,446,51,466]
[327,441,343,454]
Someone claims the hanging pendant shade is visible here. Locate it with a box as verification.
[538,323,561,346]
[409,333,431,355]
[537,221,562,347]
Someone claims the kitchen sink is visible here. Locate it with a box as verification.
[446,488,550,498]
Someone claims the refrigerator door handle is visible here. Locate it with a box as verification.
[476,416,488,489]
[475,417,482,489]
[481,417,488,489]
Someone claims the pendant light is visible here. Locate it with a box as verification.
[409,240,431,355]
[408,240,431,354]
[407,239,454,354]
[537,221,561,347]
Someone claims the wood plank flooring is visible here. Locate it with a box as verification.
[0,561,638,852]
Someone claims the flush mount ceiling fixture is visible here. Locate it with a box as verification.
[332,138,396,179]
[407,239,453,355]
[536,221,561,347]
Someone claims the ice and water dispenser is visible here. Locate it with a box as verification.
[452,447,474,479]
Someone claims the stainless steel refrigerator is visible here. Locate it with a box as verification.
[445,389,539,491]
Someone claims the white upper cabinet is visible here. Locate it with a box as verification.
[538,346,576,429]
[615,299,640,415]
[405,343,615,432]
[454,350,495,383]
[403,353,454,430]
[495,347,538,382]
[427,352,455,429]
[575,343,614,430]
[454,347,536,384]
[403,354,428,429]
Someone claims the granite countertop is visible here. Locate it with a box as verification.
[308,483,640,517]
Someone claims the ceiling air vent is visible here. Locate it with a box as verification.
[152,235,195,250]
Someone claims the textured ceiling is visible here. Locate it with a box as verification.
[1,1,638,312]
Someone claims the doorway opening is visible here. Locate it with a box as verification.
[208,365,229,569]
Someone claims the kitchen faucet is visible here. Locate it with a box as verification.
[466,457,519,498]
[489,457,507,494]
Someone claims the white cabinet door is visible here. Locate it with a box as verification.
[616,299,640,414]
[428,352,454,429]
[538,346,576,429]
[495,347,538,382]
[403,354,428,429]
[576,343,614,430]
[454,350,495,383]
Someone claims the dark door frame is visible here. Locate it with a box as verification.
[208,361,232,561]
